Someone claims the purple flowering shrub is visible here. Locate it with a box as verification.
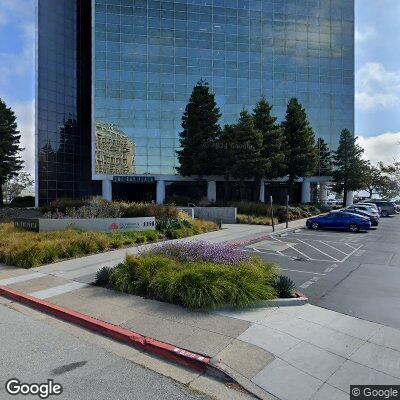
[144,241,249,265]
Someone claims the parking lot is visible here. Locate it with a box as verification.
[242,215,400,329]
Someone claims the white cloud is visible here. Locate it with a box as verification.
[358,132,400,164]
[355,26,377,43]
[356,63,400,111]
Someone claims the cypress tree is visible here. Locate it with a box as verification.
[282,98,317,202]
[229,109,266,200]
[252,96,286,181]
[332,129,367,205]
[176,80,221,176]
[0,99,23,206]
[316,137,333,176]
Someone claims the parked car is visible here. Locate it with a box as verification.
[306,211,371,232]
[360,200,397,217]
[345,207,379,226]
[356,202,381,214]
[346,204,380,218]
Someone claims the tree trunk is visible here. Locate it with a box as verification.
[343,186,348,207]
[0,184,3,207]
[287,176,294,205]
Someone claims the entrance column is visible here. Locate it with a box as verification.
[102,180,112,201]
[301,179,311,203]
[259,180,265,203]
[319,183,328,203]
[207,181,217,203]
[346,191,354,206]
[156,180,165,204]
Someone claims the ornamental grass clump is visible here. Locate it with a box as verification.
[108,244,279,309]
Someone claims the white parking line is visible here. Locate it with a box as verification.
[280,268,326,276]
[272,237,312,261]
[318,240,349,256]
[341,245,363,262]
[296,239,340,262]
[344,243,358,250]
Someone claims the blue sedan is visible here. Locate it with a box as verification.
[306,211,371,232]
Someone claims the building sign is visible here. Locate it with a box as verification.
[113,176,155,183]
[14,218,40,232]
[14,217,155,233]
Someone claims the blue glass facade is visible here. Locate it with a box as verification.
[37,0,98,205]
[37,0,354,204]
[93,0,354,177]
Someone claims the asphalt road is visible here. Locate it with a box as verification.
[0,304,208,400]
[243,215,400,329]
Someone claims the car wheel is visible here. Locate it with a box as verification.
[311,222,319,230]
[381,210,389,217]
[349,224,359,233]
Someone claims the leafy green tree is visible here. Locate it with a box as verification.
[332,129,367,205]
[252,96,286,180]
[0,99,23,206]
[3,171,34,204]
[315,137,333,176]
[176,80,221,176]
[377,161,400,199]
[229,110,266,200]
[282,98,317,201]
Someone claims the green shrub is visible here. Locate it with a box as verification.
[95,266,114,286]
[273,275,296,298]
[122,203,179,219]
[41,198,91,214]
[66,198,123,218]
[10,196,35,208]
[109,254,278,309]
[236,214,278,226]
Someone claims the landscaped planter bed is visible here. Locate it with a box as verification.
[96,242,296,310]
[0,218,218,269]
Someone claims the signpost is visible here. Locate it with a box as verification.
[270,196,275,232]
[286,194,290,228]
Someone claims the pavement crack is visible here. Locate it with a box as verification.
[319,263,362,300]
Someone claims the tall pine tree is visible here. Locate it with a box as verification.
[282,98,317,201]
[332,129,367,205]
[316,137,333,176]
[229,109,266,200]
[252,96,286,180]
[176,80,221,176]
[0,99,23,206]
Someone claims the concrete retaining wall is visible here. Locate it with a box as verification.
[193,207,237,224]
[177,207,195,219]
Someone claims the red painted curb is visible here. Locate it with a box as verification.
[231,234,271,248]
[0,285,212,373]
[294,290,308,301]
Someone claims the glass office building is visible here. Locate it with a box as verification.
[37,0,354,205]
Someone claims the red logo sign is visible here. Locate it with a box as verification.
[109,223,119,231]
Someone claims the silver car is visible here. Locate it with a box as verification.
[360,201,396,217]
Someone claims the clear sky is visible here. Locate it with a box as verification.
[0,0,399,176]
